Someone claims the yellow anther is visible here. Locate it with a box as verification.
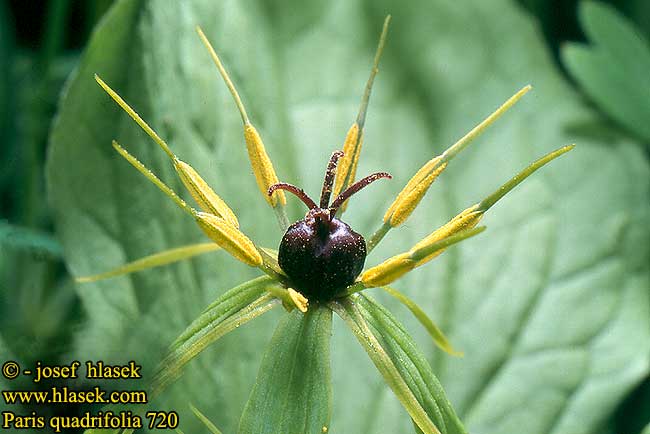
[411,205,483,266]
[382,85,532,228]
[288,288,309,313]
[174,159,239,228]
[363,224,486,287]
[334,123,362,198]
[194,212,262,267]
[196,26,286,212]
[386,159,448,227]
[361,253,414,287]
[333,16,390,213]
[244,124,286,207]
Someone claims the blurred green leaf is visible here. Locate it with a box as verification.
[639,424,650,434]
[48,0,649,433]
[0,1,15,191]
[239,307,332,434]
[0,221,62,258]
[562,1,650,143]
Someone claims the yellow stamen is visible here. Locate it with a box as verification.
[333,123,361,199]
[478,144,575,212]
[195,212,262,266]
[195,28,286,210]
[440,85,532,164]
[174,160,239,228]
[361,253,414,287]
[383,85,532,227]
[411,205,483,261]
[288,288,309,313]
[386,159,448,227]
[244,124,286,207]
[411,226,486,267]
[333,16,390,209]
[362,226,486,287]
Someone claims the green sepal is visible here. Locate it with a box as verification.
[238,307,333,434]
[333,294,467,434]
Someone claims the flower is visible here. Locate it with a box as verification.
[79,16,573,434]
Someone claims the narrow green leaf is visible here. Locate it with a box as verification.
[333,298,441,434]
[380,285,462,356]
[239,307,332,434]
[353,295,467,434]
[334,294,467,434]
[190,404,224,434]
[151,277,281,398]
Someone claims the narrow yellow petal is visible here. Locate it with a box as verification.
[244,123,286,207]
[174,159,239,228]
[76,243,220,283]
[112,141,194,216]
[361,253,414,287]
[95,75,176,160]
[195,212,262,266]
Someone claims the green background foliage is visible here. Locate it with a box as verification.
[1,0,649,433]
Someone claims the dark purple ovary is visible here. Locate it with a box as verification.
[269,150,390,303]
[278,212,366,302]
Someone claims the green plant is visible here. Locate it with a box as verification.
[46,1,650,433]
[562,1,650,146]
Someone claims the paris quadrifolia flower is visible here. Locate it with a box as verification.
[79,15,573,434]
